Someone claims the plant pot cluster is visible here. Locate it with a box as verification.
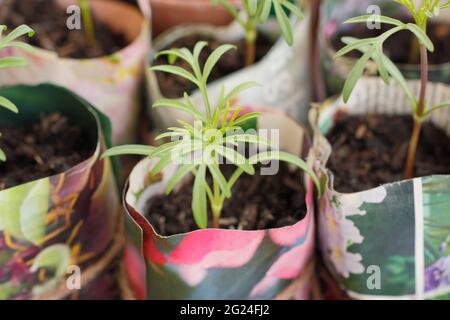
[1,0,450,301]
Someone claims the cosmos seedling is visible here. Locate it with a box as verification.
[104,42,321,229]
[211,0,304,65]
[0,24,34,161]
[335,0,450,179]
[79,0,96,46]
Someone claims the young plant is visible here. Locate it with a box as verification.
[79,0,96,46]
[0,24,34,161]
[335,0,450,179]
[211,0,304,66]
[104,42,321,229]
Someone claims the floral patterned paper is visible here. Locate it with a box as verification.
[123,109,317,299]
[0,0,151,144]
[0,84,120,300]
[310,78,450,299]
[319,0,450,97]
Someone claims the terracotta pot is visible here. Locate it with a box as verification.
[0,0,151,144]
[123,108,318,299]
[310,78,450,300]
[149,0,241,36]
[0,84,121,300]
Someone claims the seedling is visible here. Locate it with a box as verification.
[104,42,321,229]
[211,0,304,65]
[335,0,450,179]
[0,24,34,161]
[79,0,96,46]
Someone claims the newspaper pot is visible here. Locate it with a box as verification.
[0,0,151,144]
[124,109,317,299]
[147,12,311,131]
[0,84,121,300]
[319,0,450,96]
[149,0,241,36]
[310,78,450,300]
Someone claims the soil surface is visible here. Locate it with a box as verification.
[331,20,450,65]
[146,163,308,235]
[326,114,450,193]
[155,34,273,98]
[0,113,95,190]
[0,0,128,58]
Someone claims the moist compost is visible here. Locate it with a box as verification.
[0,0,128,58]
[155,34,274,98]
[326,114,450,193]
[0,113,95,189]
[331,20,450,65]
[146,163,308,235]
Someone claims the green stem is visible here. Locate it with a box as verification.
[245,18,257,66]
[79,0,96,46]
[211,179,223,228]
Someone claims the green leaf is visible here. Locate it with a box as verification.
[153,98,203,120]
[31,244,71,278]
[1,41,34,52]
[334,38,376,58]
[192,165,208,228]
[151,65,199,87]
[273,0,294,46]
[249,151,322,196]
[102,145,155,158]
[282,1,304,20]
[232,112,262,126]
[344,15,404,27]
[214,145,255,174]
[0,148,6,162]
[342,47,374,102]
[406,23,434,52]
[150,152,172,176]
[225,133,272,147]
[207,163,231,198]
[247,0,258,15]
[373,44,390,84]
[1,25,34,45]
[219,81,260,110]
[20,179,50,244]
[149,140,183,158]
[424,100,450,117]
[165,163,196,194]
[203,44,236,82]
[259,0,272,22]
[0,57,28,68]
[0,96,19,113]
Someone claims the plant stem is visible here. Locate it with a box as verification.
[245,19,257,66]
[79,0,96,47]
[404,45,428,179]
[211,180,222,228]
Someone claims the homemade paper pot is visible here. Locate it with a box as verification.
[0,84,121,300]
[147,12,311,130]
[123,109,317,300]
[0,0,151,144]
[310,78,450,300]
[319,0,450,96]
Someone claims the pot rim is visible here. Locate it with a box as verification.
[0,83,107,192]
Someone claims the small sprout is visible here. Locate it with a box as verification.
[335,0,450,179]
[104,41,321,229]
[0,24,34,162]
[79,0,96,46]
[211,0,304,65]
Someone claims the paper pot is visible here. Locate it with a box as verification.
[123,109,317,299]
[147,12,311,130]
[310,78,450,300]
[0,84,121,300]
[0,0,151,144]
[319,0,450,96]
[149,0,240,37]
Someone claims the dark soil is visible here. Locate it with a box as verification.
[146,163,307,235]
[0,0,128,58]
[331,20,450,65]
[0,113,95,190]
[155,34,273,98]
[326,114,450,193]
